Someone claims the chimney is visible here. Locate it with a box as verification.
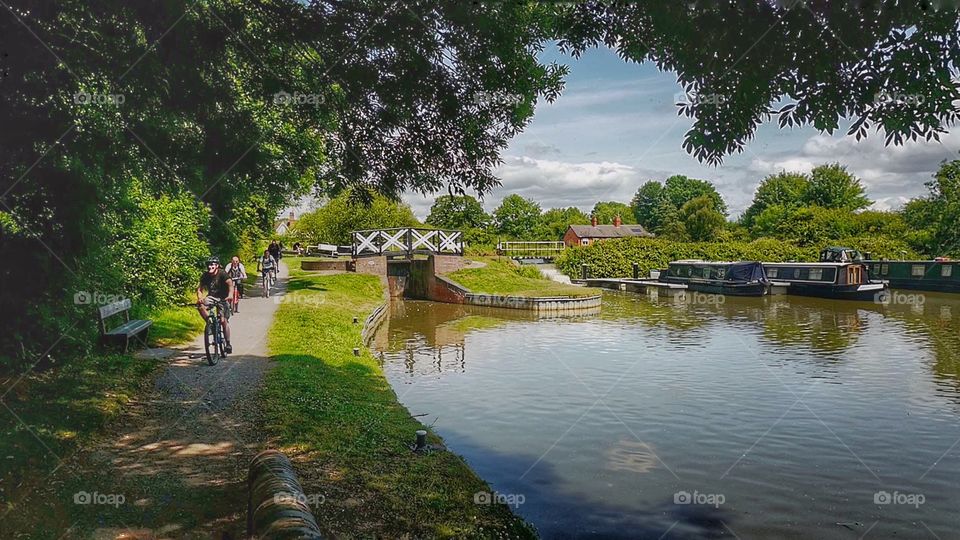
[590,214,598,226]
[613,215,622,227]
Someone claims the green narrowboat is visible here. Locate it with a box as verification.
[865,259,960,293]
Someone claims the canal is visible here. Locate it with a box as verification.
[370,291,960,539]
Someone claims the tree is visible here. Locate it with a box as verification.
[631,181,668,230]
[556,3,960,164]
[493,194,543,240]
[806,164,871,210]
[540,207,590,240]
[742,172,810,227]
[591,201,637,225]
[426,195,490,231]
[292,191,419,245]
[680,196,726,242]
[902,160,960,257]
[664,175,727,216]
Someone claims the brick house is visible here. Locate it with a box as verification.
[563,215,654,247]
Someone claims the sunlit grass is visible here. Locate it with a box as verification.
[449,258,599,298]
[262,267,534,538]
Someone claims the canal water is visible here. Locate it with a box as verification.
[370,292,960,539]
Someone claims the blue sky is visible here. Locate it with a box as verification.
[405,44,959,220]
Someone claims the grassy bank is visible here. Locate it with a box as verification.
[261,268,535,538]
[449,259,597,298]
[0,305,204,503]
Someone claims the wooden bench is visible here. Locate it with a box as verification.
[97,299,152,353]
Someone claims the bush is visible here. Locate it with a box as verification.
[555,237,818,278]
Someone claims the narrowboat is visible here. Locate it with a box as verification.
[659,260,770,296]
[864,259,960,293]
[763,247,887,301]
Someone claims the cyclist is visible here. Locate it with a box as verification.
[197,256,234,354]
[257,249,277,293]
[224,256,247,312]
[267,240,281,281]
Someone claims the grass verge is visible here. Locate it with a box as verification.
[0,304,203,508]
[261,268,535,538]
[449,258,598,298]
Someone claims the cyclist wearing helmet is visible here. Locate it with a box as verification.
[197,256,234,354]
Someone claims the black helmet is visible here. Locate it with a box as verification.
[206,256,220,265]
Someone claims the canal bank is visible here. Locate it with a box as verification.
[259,265,535,538]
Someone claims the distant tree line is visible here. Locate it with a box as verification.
[418,160,960,259]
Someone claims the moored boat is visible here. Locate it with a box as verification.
[659,260,770,296]
[864,258,960,293]
[763,247,887,301]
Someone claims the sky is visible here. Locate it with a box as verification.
[403,44,960,221]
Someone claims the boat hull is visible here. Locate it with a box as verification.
[660,278,768,297]
[783,282,887,301]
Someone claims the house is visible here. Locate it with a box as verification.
[275,211,296,235]
[563,215,653,247]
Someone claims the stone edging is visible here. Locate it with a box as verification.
[361,300,389,345]
[435,274,602,313]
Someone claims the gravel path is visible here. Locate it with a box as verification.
[14,264,288,539]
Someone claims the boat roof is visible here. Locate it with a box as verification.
[669,260,742,265]
[764,262,854,267]
[863,259,956,263]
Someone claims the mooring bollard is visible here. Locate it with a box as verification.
[248,450,324,539]
[352,316,359,324]
[352,347,360,357]
[632,262,639,280]
[415,429,427,450]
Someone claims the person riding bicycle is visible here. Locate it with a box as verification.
[224,256,247,298]
[267,240,281,279]
[257,249,277,288]
[197,256,234,354]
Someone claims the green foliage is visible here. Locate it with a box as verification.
[902,160,960,257]
[493,194,543,240]
[806,164,872,210]
[591,201,636,225]
[630,175,727,235]
[679,195,726,241]
[291,192,419,246]
[426,195,490,230]
[555,237,819,278]
[540,206,590,239]
[741,171,810,227]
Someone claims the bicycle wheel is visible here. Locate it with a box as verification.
[204,317,219,365]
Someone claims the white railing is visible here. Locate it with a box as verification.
[496,241,565,258]
[352,228,464,257]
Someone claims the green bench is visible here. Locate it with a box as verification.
[97,299,152,353]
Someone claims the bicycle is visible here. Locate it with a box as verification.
[262,268,273,298]
[230,277,242,313]
[203,301,228,365]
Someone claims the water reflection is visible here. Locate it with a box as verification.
[372,291,960,539]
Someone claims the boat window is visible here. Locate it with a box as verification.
[912,264,925,277]
[943,265,953,278]
[881,264,889,276]
[793,268,800,279]
[766,267,778,278]
[809,268,823,280]
[717,268,726,279]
